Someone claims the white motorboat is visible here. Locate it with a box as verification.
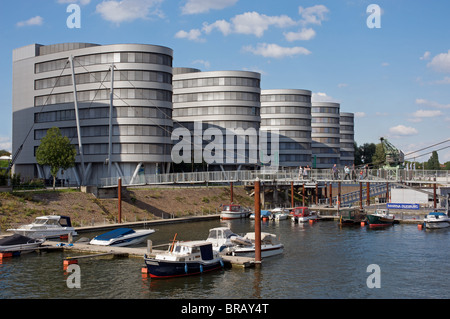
[423,212,450,229]
[206,227,252,253]
[7,215,78,239]
[0,234,45,253]
[270,208,289,221]
[231,232,284,258]
[291,207,319,223]
[220,204,250,220]
[90,228,155,246]
[249,210,272,220]
[144,240,224,278]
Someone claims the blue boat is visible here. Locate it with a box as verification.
[144,241,224,279]
[90,227,155,247]
[249,210,272,220]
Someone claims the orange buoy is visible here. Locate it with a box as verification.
[0,252,13,259]
[418,224,423,230]
[360,221,366,227]
[63,259,78,270]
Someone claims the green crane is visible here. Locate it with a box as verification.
[380,137,405,169]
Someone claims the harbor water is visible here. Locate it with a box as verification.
[1,218,449,299]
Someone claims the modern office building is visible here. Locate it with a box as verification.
[172,68,261,170]
[11,42,355,185]
[12,43,174,185]
[339,112,355,167]
[311,102,341,168]
[260,89,312,168]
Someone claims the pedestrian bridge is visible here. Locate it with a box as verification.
[100,168,450,188]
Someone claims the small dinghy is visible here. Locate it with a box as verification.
[89,228,155,247]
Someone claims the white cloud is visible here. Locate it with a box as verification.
[354,112,366,118]
[175,29,205,42]
[202,11,297,38]
[298,5,329,26]
[284,28,316,42]
[420,51,431,60]
[243,43,311,59]
[434,76,450,85]
[337,83,348,88]
[57,0,91,5]
[412,109,443,118]
[96,0,164,24]
[181,0,238,15]
[381,62,389,67]
[192,59,210,69]
[427,50,450,73]
[16,16,44,27]
[311,92,339,103]
[389,125,418,136]
[0,137,11,152]
[416,98,450,109]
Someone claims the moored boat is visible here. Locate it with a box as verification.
[231,232,284,258]
[270,208,289,221]
[291,207,318,223]
[0,234,45,253]
[339,208,366,226]
[90,227,155,247]
[7,215,78,239]
[423,212,450,229]
[366,209,395,227]
[220,204,250,220]
[249,210,272,220]
[144,240,224,279]
[205,227,252,253]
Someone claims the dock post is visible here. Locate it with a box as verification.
[291,181,294,208]
[147,240,152,254]
[433,178,437,209]
[329,183,333,206]
[386,182,389,203]
[302,183,305,206]
[230,182,233,203]
[359,182,363,210]
[118,177,122,223]
[366,182,370,206]
[254,178,261,264]
[315,183,319,205]
[338,181,341,211]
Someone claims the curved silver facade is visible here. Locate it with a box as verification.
[311,102,341,168]
[261,89,312,168]
[340,112,355,167]
[12,43,173,185]
[173,68,261,169]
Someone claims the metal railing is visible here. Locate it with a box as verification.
[99,168,450,188]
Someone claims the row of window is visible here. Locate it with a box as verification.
[312,137,341,144]
[261,94,311,103]
[35,52,172,74]
[173,106,259,117]
[311,107,340,114]
[173,91,259,103]
[35,70,172,90]
[340,134,354,140]
[260,106,310,115]
[340,125,354,132]
[313,147,340,155]
[340,143,355,149]
[177,121,260,131]
[78,143,171,155]
[261,118,311,127]
[35,88,172,106]
[173,77,260,89]
[311,117,340,124]
[278,131,311,139]
[34,106,172,123]
[34,125,171,140]
[280,154,311,162]
[311,127,339,134]
[279,142,311,150]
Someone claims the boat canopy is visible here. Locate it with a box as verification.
[427,212,447,217]
[0,234,35,246]
[94,228,135,241]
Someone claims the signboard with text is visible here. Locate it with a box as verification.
[386,203,420,210]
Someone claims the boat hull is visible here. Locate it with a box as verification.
[144,258,223,279]
[232,244,284,258]
[90,229,155,247]
[424,221,450,229]
[9,229,77,239]
[366,214,394,227]
[220,212,249,220]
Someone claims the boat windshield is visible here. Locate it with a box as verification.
[34,218,58,225]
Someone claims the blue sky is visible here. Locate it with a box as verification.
[1,0,450,163]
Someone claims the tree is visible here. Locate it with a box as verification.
[36,127,76,190]
[372,143,386,168]
[426,151,440,170]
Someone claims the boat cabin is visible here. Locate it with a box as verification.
[222,204,241,212]
[207,227,236,240]
[33,215,73,227]
[159,241,216,262]
[291,207,310,217]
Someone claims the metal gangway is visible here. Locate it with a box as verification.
[99,168,450,188]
